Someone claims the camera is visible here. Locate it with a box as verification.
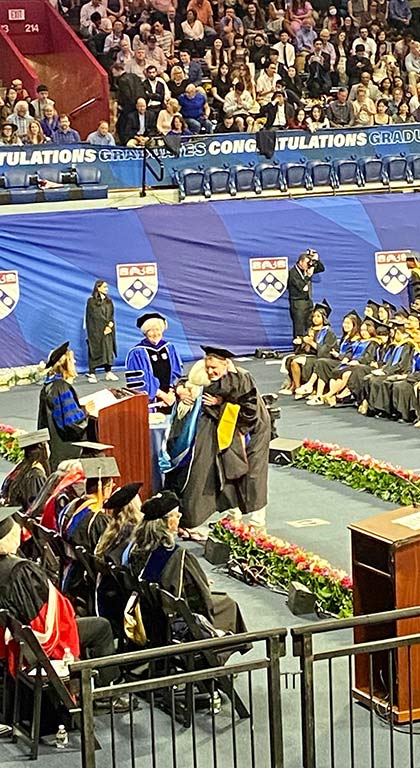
[306,248,319,267]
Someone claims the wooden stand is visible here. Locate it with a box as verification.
[349,507,420,722]
[97,394,152,500]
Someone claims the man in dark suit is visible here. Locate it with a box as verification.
[143,65,166,115]
[121,97,156,146]
[259,87,295,129]
[179,49,203,85]
[306,39,332,98]
[287,250,326,338]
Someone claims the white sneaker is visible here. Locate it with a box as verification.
[306,396,324,406]
[105,371,118,381]
[86,373,97,383]
[278,388,293,396]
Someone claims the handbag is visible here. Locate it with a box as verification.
[123,592,147,646]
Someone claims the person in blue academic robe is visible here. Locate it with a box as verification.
[125,312,183,412]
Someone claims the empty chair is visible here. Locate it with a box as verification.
[76,167,108,199]
[304,160,336,191]
[280,162,306,192]
[358,156,385,186]
[406,153,420,181]
[382,155,410,184]
[254,162,282,192]
[174,167,206,200]
[3,169,41,204]
[203,166,234,197]
[233,164,259,194]
[333,159,363,188]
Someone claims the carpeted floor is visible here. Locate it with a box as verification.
[0,358,418,768]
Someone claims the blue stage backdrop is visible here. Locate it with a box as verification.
[0,192,418,368]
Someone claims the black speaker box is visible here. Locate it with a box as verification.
[204,536,230,565]
[269,437,303,465]
[288,581,317,615]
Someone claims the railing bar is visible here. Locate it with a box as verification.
[150,690,157,768]
[170,686,177,768]
[348,656,355,768]
[110,697,116,768]
[210,679,218,768]
[408,646,414,768]
[191,677,198,768]
[230,675,238,768]
[313,633,420,661]
[388,650,395,768]
[248,671,256,768]
[292,606,420,640]
[129,693,136,768]
[328,659,335,768]
[369,654,375,768]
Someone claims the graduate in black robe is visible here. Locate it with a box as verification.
[38,342,92,471]
[85,280,118,384]
[391,334,420,423]
[1,429,50,512]
[347,322,393,406]
[280,301,336,395]
[359,321,414,417]
[127,492,248,646]
[321,320,381,406]
[175,347,271,530]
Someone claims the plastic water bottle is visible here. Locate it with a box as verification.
[210,690,222,715]
[62,647,74,675]
[55,724,68,749]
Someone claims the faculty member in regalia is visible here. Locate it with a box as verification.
[125,312,183,411]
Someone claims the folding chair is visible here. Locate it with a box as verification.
[6,615,81,759]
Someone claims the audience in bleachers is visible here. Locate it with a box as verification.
[2,0,420,144]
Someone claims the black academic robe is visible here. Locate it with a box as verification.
[391,353,420,422]
[286,326,337,382]
[1,463,47,512]
[179,368,271,527]
[347,343,392,404]
[129,544,248,641]
[38,376,88,470]
[85,295,117,372]
[365,342,414,416]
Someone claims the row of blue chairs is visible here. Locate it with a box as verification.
[0,167,108,205]
[174,154,420,200]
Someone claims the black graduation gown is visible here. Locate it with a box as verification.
[38,377,88,470]
[391,353,420,422]
[366,343,414,416]
[0,556,50,624]
[179,368,271,527]
[286,327,337,382]
[85,295,117,372]
[329,340,379,380]
[347,343,392,404]
[2,463,47,511]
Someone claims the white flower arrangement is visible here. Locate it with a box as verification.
[0,361,46,392]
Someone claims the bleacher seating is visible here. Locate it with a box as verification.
[0,165,108,205]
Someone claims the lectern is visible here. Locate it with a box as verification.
[97,394,152,499]
[349,507,420,722]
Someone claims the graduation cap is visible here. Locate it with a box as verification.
[365,300,381,317]
[382,299,397,314]
[46,341,69,369]
[142,491,179,521]
[345,309,362,324]
[369,316,391,334]
[80,457,120,480]
[201,346,235,359]
[406,250,420,266]
[72,441,114,457]
[314,299,332,318]
[18,428,50,449]
[408,308,420,319]
[396,306,409,319]
[136,312,167,330]
[390,316,407,327]
[0,507,20,540]
[103,481,142,510]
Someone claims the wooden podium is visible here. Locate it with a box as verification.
[97,394,152,500]
[349,507,420,722]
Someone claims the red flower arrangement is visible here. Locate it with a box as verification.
[0,423,24,464]
[213,517,353,617]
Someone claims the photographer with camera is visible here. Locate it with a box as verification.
[287,249,325,339]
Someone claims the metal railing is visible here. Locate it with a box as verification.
[70,627,287,768]
[292,606,420,768]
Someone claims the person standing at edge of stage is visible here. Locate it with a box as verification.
[85,280,118,384]
[287,249,326,339]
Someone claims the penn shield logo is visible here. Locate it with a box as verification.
[117,263,158,309]
[249,257,288,303]
[375,250,412,294]
[0,271,19,320]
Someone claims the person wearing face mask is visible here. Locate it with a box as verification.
[125,312,183,411]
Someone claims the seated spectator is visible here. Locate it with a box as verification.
[124,97,156,145]
[104,19,131,54]
[157,97,181,133]
[349,70,380,101]
[256,62,281,106]
[181,9,205,56]
[8,101,32,138]
[323,5,340,34]
[288,106,309,129]
[306,104,330,131]
[351,27,377,62]
[389,0,412,29]
[95,482,143,565]
[229,34,249,74]
[87,17,113,55]
[285,0,315,39]
[409,82,420,113]
[211,62,233,116]
[24,120,50,145]
[41,104,59,139]
[30,85,55,122]
[372,49,399,84]
[249,33,271,77]
[235,62,257,101]
[373,98,391,124]
[347,0,368,27]
[10,78,30,103]
[282,65,303,98]
[1,87,18,122]
[168,65,189,98]
[153,19,174,59]
[346,44,373,87]
[259,86,294,129]
[377,76,393,101]
[144,34,167,76]
[53,114,81,145]
[80,0,107,37]
[319,28,337,73]
[187,0,216,43]
[388,85,406,115]
[223,81,255,131]
[124,47,147,77]
[334,30,349,87]
[87,120,116,144]
[0,122,22,146]
[405,41,420,94]
[391,100,414,122]
[107,0,125,22]
[326,87,355,127]
[205,37,229,78]
[215,113,239,132]
[167,113,192,134]
[1,430,50,511]
[273,30,296,71]
[113,38,134,71]
[144,65,168,113]
[352,84,376,126]
[294,18,317,73]
[306,39,332,98]
[243,5,267,45]
[219,8,244,49]
[179,83,213,134]
[179,49,203,85]
[132,22,152,51]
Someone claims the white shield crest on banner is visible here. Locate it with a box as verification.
[116,263,158,309]
[0,271,19,320]
[375,250,412,294]
[249,257,288,303]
